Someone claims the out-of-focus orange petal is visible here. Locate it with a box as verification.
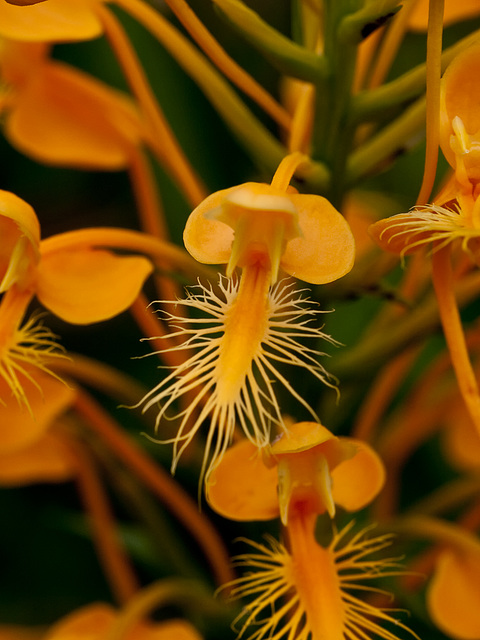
[0,190,40,291]
[440,43,480,173]
[6,62,141,170]
[0,430,75,485]
[0,0,103,42]
[46,603,203,640]
[280,194,355,284]
[0,372,75,455]
[47,603,115,639]
[331,439,385,511]
[136,619,203,640]
[409,0,480,31]
[0,627,43,640]
[206,439,279,521]
[428,549,480,640]
[369,215,430,254]
[36,248,153,324]
[441,402,480,472]
[183,187,237,265]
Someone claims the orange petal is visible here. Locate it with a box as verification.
[0,0,103,42]
[137,620,203,640]
[369,215,430,254]
[280,194,355,284]
[183,187,237,265]
[0,372,75,455]
[0,190,40,291]
[0,430,75,485]
[331,439,385,511]
[206,439,279,521]
[5,1,47,5]
[428,549,480,639]
[36,248,153,324]
[440,43,480,173]
[6,61,141,170]
[409,0,480,31]
[47,604,116,639]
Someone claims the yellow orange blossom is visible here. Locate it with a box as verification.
[139,153,355,484]
[0,602,203,640]
[0,189,153,405]
[217,424,403,640]
[370,43,480,443]
[207,421,385,524]
[227,522,412,640]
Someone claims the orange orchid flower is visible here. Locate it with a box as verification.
[207,421,385,524]
[227,521,412,640]
[0,602,203,640]
[215,422,404,640]
[370,43,480,260]
[139,153,355,484]
[370,43,480,445]
[0,189,153,405]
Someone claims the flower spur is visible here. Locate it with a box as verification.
[140,152,355,484]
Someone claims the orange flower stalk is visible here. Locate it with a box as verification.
[0,189,153,405]
[139,153,355,484]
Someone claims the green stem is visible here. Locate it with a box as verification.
[346,96,426,185]
[350,29,480,123]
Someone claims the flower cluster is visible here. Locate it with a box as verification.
[1,1,480,640]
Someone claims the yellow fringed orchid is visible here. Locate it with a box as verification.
[140,153,355,484]
[207,421,385,524]
[0,190,153,405]
[370,43,480,445]
[227,521,412,640]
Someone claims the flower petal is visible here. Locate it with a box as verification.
[440,43,480,176]
[0,430,75,485]
[36,248,153,324]
[0,0,103,42]
[428,549,480,640]
[281,194,355,284]
[331,439,385,511]
[369,215,431,254]
[0,372,75,455]
[6,61,141,170]
[206,439,279,521]
[183,187,236,264]
[0,190,40,291]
